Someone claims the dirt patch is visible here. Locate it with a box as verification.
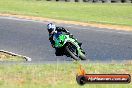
[0,51,25,61]
[0,13,132,31]
[0,52,15,61]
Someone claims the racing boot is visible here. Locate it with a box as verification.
[74,39,82,47]
[69,35,84,53]
[68,33,82,47]
[78,42,82,47]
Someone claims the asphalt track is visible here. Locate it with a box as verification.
[0,16,132,63]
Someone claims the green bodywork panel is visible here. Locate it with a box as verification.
[54,34,66,48]
[54,34,84,57]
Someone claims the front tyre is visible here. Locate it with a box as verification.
[65,46,80,60]
[79,52,86,60]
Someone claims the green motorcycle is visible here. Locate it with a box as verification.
[54,33,86,60]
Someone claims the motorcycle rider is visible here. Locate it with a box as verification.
[47,23,82,56]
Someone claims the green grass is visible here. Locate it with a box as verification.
[0,0,132,26]
[0,1,132,87]
[0,52,26,61]
[0,62,131,88]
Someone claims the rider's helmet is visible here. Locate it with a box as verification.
[47,23,56,34]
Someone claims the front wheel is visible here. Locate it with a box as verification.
[65,45,80,60]
[79,51,86,60]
